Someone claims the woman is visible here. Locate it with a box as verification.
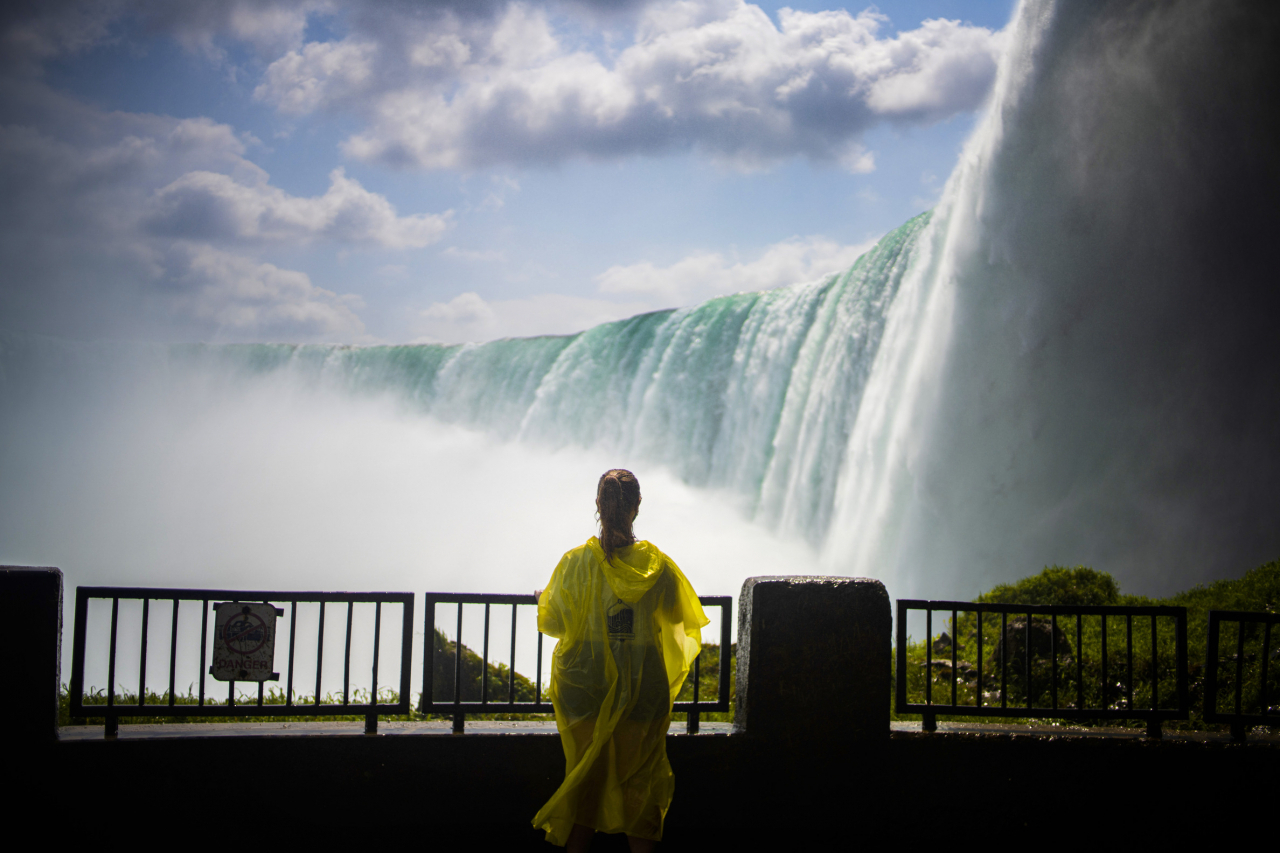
[533,469,708,851]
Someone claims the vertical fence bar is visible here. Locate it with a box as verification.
[1261,621,1272,720]
[1000,611,1007,710]
[482,603,490,707]
[1050,613,1058,711]
[536,630,544,709]
[719,599,731,710]
[314,601,326,707]
[399,595,414,715]
[198,600,208,707]
[1234,619,1245,717]
[688,651,701,734]
[950,608,958,708]
[1126,614,1134,713]
[1150,615,1159,710]
[138,598,150,706]
[167,599,179,706]
[286,601,297,706]
[229,678,235,708]
[1025,612,1032,712]
[1146,614,1161,738]
[343,600,353,706]
[925,608,933,708]
[1101,614,1108,711]
[453,603,464,733]
[453,604,463,703]
[895,601,908,717]
[371,601,382,703]
[257,680,264,707]
[975,609,983,709]
[1204,612,1219,720]
[509,604,518,705]
[69,591,89,724]
[107,597,119,710]
[1176,609,1188,716]
[367,601,382,735]
[422,598,435,715]
[1075,614,1083,711]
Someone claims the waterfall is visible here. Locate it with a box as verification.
[3,0,1277,602]
[828,0,1280,597]
[61,209,925,549]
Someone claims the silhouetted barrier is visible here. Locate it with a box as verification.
[896,600,1189,737]
[1205,609,1280,742]
[419,592,732,733]
[69,587,414,736]
[7,568,1277,842]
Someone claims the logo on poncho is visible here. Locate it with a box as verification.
[607,600,634,639]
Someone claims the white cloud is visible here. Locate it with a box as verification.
[417,233,879,343]
[166,244,366,339]
[416,291,652,343]
[0,80,445,341]
[5,1,1003,171]
[596,234,880,306]
[251,0,1004,171]
[147,167,452,247]
[254,38,377,114]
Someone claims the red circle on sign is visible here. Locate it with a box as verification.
[223,611,268,655]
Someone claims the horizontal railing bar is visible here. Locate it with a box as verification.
[1204,610,1280,623]
[424,593,536,605]
[66,702,410,717]
[898,600,1185,616]
[896,704,1187,720]
[76,587,413,603]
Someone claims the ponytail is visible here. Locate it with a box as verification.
[596,469,641,565]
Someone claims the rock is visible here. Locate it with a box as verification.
[932,632,953,654]
[989,617,1073,676]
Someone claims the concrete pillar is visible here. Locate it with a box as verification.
[733,576,890,740]
[0,566,63,742]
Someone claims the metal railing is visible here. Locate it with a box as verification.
[896,600,1188,737]
[420,593,733,733]
[1204,609,1279,742]
[70,587,414,737]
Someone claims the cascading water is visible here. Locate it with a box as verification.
[1,209,924,547]
[829,0,1280,598]
[2,0,1277,608]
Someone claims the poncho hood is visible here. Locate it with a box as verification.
[586,536,664,603]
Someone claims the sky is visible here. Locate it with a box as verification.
[0,0,1015,345]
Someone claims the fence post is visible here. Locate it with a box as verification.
[0,566,63,744]
[733,576,890,740]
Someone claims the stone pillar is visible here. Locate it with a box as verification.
[733,576,890,740]
[0,566,63,742]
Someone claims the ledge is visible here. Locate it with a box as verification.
[889,720,1280,744]
[57,719,733,741]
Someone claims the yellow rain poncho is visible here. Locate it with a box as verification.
[533,536,708,845]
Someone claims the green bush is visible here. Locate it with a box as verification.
[893,560,1280,732]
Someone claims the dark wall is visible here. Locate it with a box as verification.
[23,729,1275,846]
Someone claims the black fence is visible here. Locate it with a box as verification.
[1204,609,1279,742]
[896,600,1189,737]
[420,593,733,733]
[70,587,414,737]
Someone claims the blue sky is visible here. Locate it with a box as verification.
[1,0,1016,344]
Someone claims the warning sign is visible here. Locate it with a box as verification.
[211,602,281,682]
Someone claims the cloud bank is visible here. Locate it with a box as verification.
[0,83,449,341]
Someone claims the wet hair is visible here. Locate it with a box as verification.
[596,469,641,565]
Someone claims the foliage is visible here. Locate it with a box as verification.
[673,643,736,724]
[976,565,1120,607]
[893,560,1280,732]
